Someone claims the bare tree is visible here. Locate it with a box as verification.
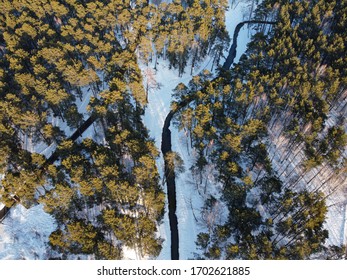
[143,67,162,102]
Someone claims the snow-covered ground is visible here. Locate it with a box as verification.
[143,0,346,259]
[0,73,97,260]
[31,83,95,158]
[142,61,204,259]
[267,95,347,247]
[142,0,255,259]
[0,204,56,260]
[2,0,343,260]
[0,0,254,260]
[225,0,255,62]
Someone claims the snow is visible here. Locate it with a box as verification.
[0,51,98,260]
[231,0,347,249]
[0,204,56,260]
[225,0,255,63]
[0,0,255,260]
[2,0,343,261]
[143,0,346,259]
[0,0,218,260]
[30,83,95,157]
[267,112,347,247]
[141,0,255,259]
[143,62,197,260]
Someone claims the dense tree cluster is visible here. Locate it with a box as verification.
[0,0,230,259]
[0,0,345,260]
[173,0,346,259]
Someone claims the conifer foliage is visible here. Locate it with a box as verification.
[0,0,229,259]
[0,0,345,260]
[173,0,346,259]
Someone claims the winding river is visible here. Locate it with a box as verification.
[0,17,276,260]
[161,20,276,260]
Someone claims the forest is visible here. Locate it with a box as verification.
[0,0,346,260]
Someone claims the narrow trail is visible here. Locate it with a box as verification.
[161,19,276,260]
[1,18,277,260]
[44,114,97,166]
[1,113,98,211]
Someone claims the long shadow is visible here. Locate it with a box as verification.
[1,20,277,258]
